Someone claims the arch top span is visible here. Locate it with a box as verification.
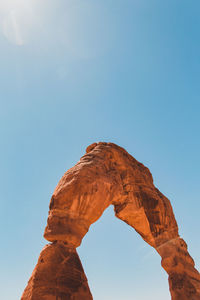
[44,142,178,249]
[22,142,200,300]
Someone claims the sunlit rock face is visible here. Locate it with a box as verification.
[22,142,200,300]
[21,242,92,300]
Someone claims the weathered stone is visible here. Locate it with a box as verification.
[22,142,200,299]
[21,242,92,300]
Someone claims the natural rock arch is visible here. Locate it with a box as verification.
[22,142,200,300]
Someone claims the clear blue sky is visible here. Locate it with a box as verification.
[1,1,200,299]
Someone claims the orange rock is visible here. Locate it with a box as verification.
[21,242,92,300]
[22,142,200,300]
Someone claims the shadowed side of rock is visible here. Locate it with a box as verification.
[157,238,200,300]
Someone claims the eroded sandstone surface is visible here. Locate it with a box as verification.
[22,142,200,300]
[22,242,92,300]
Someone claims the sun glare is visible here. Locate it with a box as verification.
[0,0,37,46]
[0,0,29,11]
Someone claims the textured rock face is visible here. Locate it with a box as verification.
[22,142,200,300]
[21,242,92,300]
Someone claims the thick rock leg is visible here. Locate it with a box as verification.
[157,238,200,300]
[21,242,92,300]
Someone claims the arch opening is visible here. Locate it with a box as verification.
[77,205,170,300]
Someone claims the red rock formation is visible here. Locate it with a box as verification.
[22,242,92,300]
[22,142,200,300]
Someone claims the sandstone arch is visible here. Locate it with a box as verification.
[22,142,200,300]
